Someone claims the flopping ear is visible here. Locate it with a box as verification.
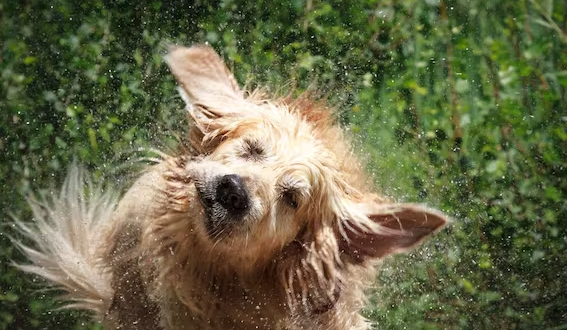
[165,45,251,152]
[340,203,448,262]
[166,45,242,109]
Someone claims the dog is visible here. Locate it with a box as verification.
[14,45,448,330]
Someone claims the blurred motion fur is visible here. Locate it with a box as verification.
[13,45,448,330]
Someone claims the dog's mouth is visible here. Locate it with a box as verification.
[196,174,251,238]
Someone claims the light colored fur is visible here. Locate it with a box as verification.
[14,45,448,330]
[13,167,116,315]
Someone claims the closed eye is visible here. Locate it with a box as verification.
[240,138,265,161]
[280,188,299,209]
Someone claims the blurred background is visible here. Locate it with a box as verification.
[1,0,566,329]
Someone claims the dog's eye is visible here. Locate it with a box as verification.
[240,138,265,161]
[281,189,299,209]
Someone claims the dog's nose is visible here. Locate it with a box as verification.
[216,174,249,215]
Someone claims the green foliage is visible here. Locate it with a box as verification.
[1,0,565,329]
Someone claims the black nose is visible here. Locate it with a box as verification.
[216,174,249,215]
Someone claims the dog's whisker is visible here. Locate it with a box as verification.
[210,228,227,244]
[209,238,223,253]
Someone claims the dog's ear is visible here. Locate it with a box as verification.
[166,45,250,152]
[339,203,448,262]
[166,45,243,108]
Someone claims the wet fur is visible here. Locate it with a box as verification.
[13,45,448,330]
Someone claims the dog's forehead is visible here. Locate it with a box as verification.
[255,107,334,160]
[253,110,346,188]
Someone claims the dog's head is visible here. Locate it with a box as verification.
[164,45,448,309]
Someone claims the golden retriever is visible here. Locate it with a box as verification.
[14,45,448,330]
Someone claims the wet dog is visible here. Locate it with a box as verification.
[14,45,448,329]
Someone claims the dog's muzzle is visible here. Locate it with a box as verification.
[197,174,251,237]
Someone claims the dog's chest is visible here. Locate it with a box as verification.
[159,277,286,330]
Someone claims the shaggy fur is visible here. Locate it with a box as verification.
[14,45,448,330]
